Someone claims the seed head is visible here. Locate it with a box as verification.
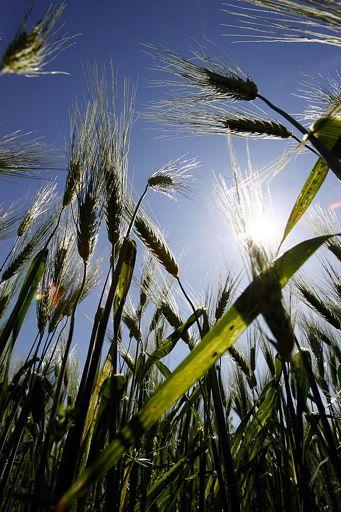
[0,202,21,241]
[148,103,291,139]
[297,72,341,122]
[125,198,179,277]
[63,103,96,207]
[1,215,55,281]
[18,181,57,237]
[133,210,179,277]
[0,131,52,178]
[0,275,20,319]
[147,156,199,200]
[144,42,258,102]
[76,170,103,263]
[0,2,77,77]
[94,69,136,247]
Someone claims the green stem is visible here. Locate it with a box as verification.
[0,237,18,272]
[126,184,149,238]
[35,261,87,501]
[257,94,341,180]
[176,276,203,337]
[44,206,64,249]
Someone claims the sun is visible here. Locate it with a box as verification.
[246,213,279,249]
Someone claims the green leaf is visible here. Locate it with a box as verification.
[84,374,127,464]
[280,158,328,247]
[232,379,277,461]
[113,238,137,325]
[82,239,136,445]
[280,115,341,246]
[292,348,312,409]
[56,235,333,511]
[13,250,48,340]
[136,308,204,382]
[0,249,48,355]
[312,115,341,152]
[138,439,208,511]
[155,360,172,379]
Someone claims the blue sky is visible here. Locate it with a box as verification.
[0,0,339,367]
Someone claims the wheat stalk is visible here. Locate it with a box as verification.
[148,102,292,139]
[18,181,57,237]
[148,156,199,199]
[0,132,52,178]
[1,215,55,282]
[0,2,77,76]
[122,296,142,342]
[0,275,20,319]
[76,169,103,263]
[134,253,158,319]
[0,203,21,241]
[133,210,178,278]
[85,66,137,249]
[63,103,97,207]
[143,42,258,102]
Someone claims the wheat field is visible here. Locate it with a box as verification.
[0,1,340,511]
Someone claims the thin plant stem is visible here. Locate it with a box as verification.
[0,237,18,272]
[125,184,149,238]
[34,260,88,497]
[176,276,203,337]
[291,134,320,158]
[44,206,64,249]
[257,94,341,180]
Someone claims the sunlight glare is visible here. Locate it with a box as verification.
[246,213,279,249]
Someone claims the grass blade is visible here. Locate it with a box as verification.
[136,308,204,382]
[280,158,328,247]
[0,249,48,357]
[56,234,333,510]
[280,115,341,246]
